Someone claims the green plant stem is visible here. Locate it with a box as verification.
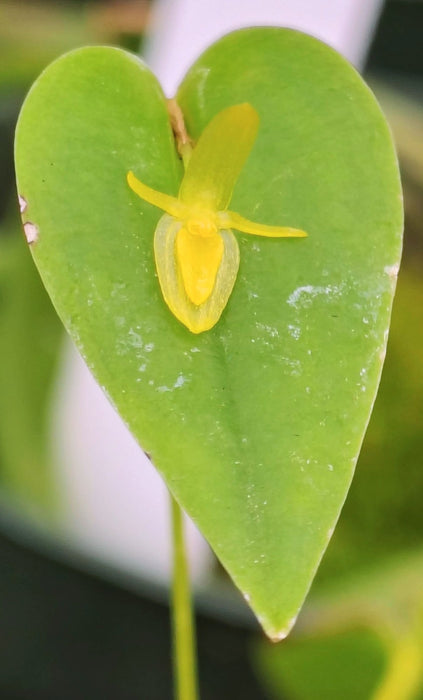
[170,492,199,700]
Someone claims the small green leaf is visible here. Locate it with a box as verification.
[254,551,423,700]
[14,29,403,638]
[254,628,388,700]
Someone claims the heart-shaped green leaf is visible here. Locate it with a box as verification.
[14,29,403,639]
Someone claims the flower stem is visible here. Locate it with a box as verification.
[170,492,199,700]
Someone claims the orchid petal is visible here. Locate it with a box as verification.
[127,171,187,218]
[179,103,259,211]
[219,210,308,238]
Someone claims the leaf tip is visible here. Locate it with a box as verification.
[262,613,300,643]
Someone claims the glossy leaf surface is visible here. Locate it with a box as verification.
[14,30,403,638]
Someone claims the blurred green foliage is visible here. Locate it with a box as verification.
[0,220,62,513]
[0,1,147,94]
[255,627,388,700]
[0,2,93,93]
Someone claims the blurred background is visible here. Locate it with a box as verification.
[1,1,423,698]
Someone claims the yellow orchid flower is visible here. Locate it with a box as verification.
[127,103,307,334]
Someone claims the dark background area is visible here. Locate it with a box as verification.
[0,525,265,700]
